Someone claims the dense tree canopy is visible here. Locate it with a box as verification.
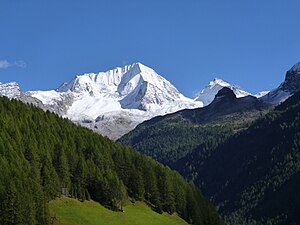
[178,91,300,225]
[0,96,223,225]
[120,89,300,225]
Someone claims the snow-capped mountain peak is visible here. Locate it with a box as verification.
[195,78,252,106]
[55,62,178,98]
[0,82,22,98]
[209,78,231,87]
[0,81,47,110]
[2,61,300,139]
[28,62,201,139]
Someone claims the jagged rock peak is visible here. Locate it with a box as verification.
[55,62,165,94]
[290,62,300,72]
[209,78,231,86]
[28,62,201,139]
[0,82,22,98]
[281,62,300,92]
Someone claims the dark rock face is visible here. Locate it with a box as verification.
[262,62,300,105]
[215,87,237,99]
[143,87,264,128]
[281,69,300,93]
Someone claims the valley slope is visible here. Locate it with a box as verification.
[119,61,300,225]
[119,87,269,166]
[179,90,300,225]
[49,197,188,225]
[0,96,223,225]
[119,61,300,168]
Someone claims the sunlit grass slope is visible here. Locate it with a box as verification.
[49,197,188,225]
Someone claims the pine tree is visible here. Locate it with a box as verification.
[53,143,71,191]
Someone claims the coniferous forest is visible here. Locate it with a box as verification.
[185,90,300,224]
[121,90,300,225]
[0,96,224,225]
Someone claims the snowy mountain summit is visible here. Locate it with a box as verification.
[194,78,251,106]
[2,61,299,140]
[55,62,198,115]
[0,82,22,98]
[0,82,46,109]
[29,62,201,139]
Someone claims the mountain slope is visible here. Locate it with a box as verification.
[262,61,300,104]
[119,87,268,165]
[0,82,46,109]
[1,62,298,140]
[0,96,223,225]
[27,63,200,139]
[119,62,300,167]
[183,90,300,225]
[119,62,300,225]
[194,78,252,106]
[49,197,188,225]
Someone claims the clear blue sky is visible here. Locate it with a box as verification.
[0,0,299,96]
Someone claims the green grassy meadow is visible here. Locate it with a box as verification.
[49,197,189,225]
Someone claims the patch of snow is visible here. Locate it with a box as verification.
[0,82,22,98]
[254,91,270,98]
[195,78,252,106]
[29,90,62,105]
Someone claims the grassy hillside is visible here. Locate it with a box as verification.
[49,197,188,225]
